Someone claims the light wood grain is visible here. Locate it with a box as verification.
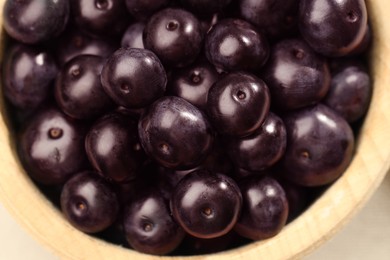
[0,1,389,259]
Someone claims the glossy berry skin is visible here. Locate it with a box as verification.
[101,48,167,108]
[125,0,170,21]
[180,0,232,15]
[55,27,118,66]
[205,19,269,72]
[3,0,69,44]
[227,112,287,172]
[18,106,88,185]
[2,44,58,110]
[262,38,331,111]
[235,176,288,240]
[239,0,298,39]
[123,189,185,255]
[121,23,145,49]
[169,58,219,109]
[70,0,129,37]
[143,8,203,68]
[324,60,371,123]
[171,170,242,239]
[207,72,270,137]
[138,96,214,169]
[55,55,115,120]
[85,113,145,183]
[60,171,119,233]
[281,104,355,186]
[299,0,368,57]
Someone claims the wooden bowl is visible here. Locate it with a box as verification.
[1,0,390,259]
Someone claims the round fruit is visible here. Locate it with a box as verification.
[2,44,58,110]
[101,48,167,108]
[168,58,219,109]
[324,60,371,123]
[18,106,88,185]
[85,113,145,183]
[143,8,203,68]
[281,104,355,186]
[235,176,288,240]
[123,189,185,255]
[60,171,119,233]
[3,0,69,44]
[207,72,270,137]
[299,0,368,56]
[55,55,115,120]
[171,170,242,239]
[205,18,269,72]
[262,38,331,111]
[138,96,214,169]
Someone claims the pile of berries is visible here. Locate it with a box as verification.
[1,0,371,256]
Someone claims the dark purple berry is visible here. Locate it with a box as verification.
[324,60,371,123]
[235,176,288,240]
[168,58,219,109]
[3,0,69,44]
[55,55,115,120]
[85,113,145,183]
[205,19,269,72]
[101,48,167,108]
[18,106,88,185]
[123,189,185,255]
[143,8,203,68]
[280,104,355,186]
[2,44,58,110]
[60,171,119,233]
[171,170,242,239]
[138,96,214,169]
[299,0,368,56]
[207,72,271,137]
[262,38,331,111]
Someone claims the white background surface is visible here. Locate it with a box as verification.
[1,173,390,260]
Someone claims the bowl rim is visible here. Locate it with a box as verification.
[1,0,390,259]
